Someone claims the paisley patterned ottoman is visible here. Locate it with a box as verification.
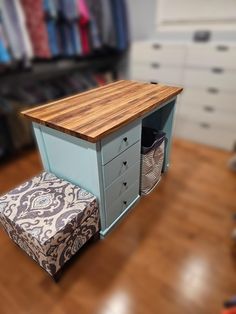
[0,172,100,278]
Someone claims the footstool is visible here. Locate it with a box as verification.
[0,172,100,278]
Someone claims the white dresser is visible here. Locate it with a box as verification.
[129,40,236,151]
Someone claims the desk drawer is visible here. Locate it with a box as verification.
[104,162,140,208]
[105,181,139,227]
[181,88,236,114]
[131,42,185,66]
[186,44,236,69]
[130,64,183,85]
[183,68,236,91]
[101,120,141,165]
[103,141,141,188]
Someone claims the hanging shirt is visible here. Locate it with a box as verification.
[43,0,61,57]
[57,0,81,56]
[21,0,51,59]
[86,0,102,50]
[58,0,78,21]
[0,0,33,60]
[100,0,117,48]
[0,19,10,63]
[77,0,90,55]
[110,0,129,51]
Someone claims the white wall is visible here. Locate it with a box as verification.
[127,0,157,40]
[127,0,236,42]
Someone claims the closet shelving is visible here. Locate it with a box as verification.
[0,50,127,164]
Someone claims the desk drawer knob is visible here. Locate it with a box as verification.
[123,182,127,186]
[123,137,128,142]
[123,161,127,166]
[123,201,127,205]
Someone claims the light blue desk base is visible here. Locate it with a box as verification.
[32,97,176,237]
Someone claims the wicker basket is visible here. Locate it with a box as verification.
[140,128,166,195]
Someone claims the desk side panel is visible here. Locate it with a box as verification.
[33,123,107,230]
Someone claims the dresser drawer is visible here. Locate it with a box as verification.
[178,105,236,132]
[105,181,140,227]
[101,120,141,165]
[130,64,183,86]
[186,44,236,69]
[175,117,236,151]
[104,162,140,208]
[183,68,236,91]
[180,88,236,114]
[103,141,141,188]
[131,42,185,66]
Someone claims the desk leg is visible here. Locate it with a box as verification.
[161,100,176,172]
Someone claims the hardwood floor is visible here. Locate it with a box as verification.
[0,139,235,314]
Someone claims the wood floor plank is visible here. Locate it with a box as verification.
[0,138,235,314]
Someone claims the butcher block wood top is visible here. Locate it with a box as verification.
[22,80,183,143]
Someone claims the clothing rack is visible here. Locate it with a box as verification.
[0,0,130,163]
[0,52,126,163]
[0,0,129,65]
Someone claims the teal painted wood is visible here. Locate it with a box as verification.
[104,161,140,208]
[102,141,141,188]
[33,123,50,171]
[32,123,107,232]
[100,194,140,238]
[105,180,139,227]
[101,120,142,165]
[142,98,177,172]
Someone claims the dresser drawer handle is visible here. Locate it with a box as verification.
[204,105,215,112]
[200,122,210,129]
[152,43,162,50]
[123,161,127,166]
[212,68,224,74]
[151,63,160,69]
[123,182,127,187]
[216,45,229,51]
[123,201,127,205]
[207,87,219,94]
[123,137,128,142]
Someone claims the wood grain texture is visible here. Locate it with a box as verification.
[0,139,236,314]
[22,80,183,142]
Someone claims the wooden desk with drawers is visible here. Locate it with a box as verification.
[22,80,182,236]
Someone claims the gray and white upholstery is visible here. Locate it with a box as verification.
[0,172,100,276]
